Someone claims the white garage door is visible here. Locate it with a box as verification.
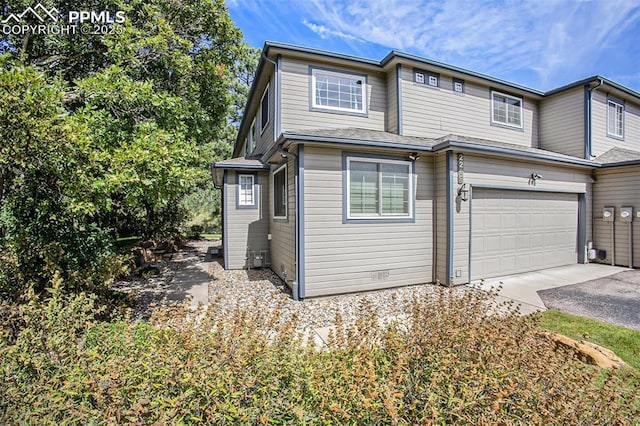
[471,189,578,280]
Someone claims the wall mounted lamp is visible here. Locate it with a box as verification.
[408,152,420,161]
[531,173,542,181]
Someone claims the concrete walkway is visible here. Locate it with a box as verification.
[165,244,210,309]
[471,263,629,315]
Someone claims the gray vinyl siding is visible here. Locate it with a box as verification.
[254,75,276,156]
[280,58,386,132]
[539,87,585,158]
[433,154,448,284]
[591,91,640,157]
[303,145,433,297]
[454,153,592,283]
[401,67,539,147]
[225,171,270,269]
[269,155,296,285]
[386,66,398,133]
[592,166,640,267]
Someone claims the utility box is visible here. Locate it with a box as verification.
[620,206,634,223]
[603,206,615,222]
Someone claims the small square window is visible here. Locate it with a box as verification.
[428,75,438,87]
[415,72,425,84]
[453,78,464,93]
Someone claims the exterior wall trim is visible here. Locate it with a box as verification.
[446,151,454,285]
[396,63,403,135]
[297,146,305,299]
[276,54,282,138]
[222,170,229,270]
[235,172,259,210]
[470,183,586,194]
[578,193,587,264]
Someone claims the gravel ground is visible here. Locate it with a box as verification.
[206,247,442,332]
[113,239,444,331]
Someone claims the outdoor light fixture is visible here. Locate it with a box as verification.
[531,173,542,181]
[458,183,469,201]
[408,152,420,161]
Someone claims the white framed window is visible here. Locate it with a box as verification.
[260,84,269,132]
[247,119,256,154]
[453,78,465,93]
[311,68,366,114]
[238,174,255,206]
[607,99,624,138]
[491,90,523,129]
[346,156,412,220]
[272,164,287,219]
[414,68,439,88]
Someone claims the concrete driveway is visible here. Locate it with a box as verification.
[471,264,629,316]
[538,269,640,330]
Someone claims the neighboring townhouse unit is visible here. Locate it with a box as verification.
[212,42,640,299]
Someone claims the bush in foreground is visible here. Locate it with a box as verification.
[1,286,638,424]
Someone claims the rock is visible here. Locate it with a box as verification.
[539,331,626,369]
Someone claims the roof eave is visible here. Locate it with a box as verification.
[434,139,598,168]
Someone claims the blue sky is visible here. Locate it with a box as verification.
[228,0,640,93]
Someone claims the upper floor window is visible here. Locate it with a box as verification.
[346,156,413,221]
[607,99,624,139]
[491,90,523,129]
[414,69,439,88]
[453,78,465,94]
[311,67,366,115]
[247,119,256,154]
[273,164,287,219]
[260,85,269,132]
[237,174,256,207]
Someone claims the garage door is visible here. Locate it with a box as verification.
[471,189,578,280]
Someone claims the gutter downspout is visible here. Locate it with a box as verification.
[277,148,300,300]
[586,79,603,265]
[586,78,604,159]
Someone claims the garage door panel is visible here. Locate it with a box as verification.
[472,189,578,280]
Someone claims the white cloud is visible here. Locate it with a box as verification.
[294,0,640,90]
[302,20,363,42]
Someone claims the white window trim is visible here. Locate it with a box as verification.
[247,119,256,154]
[346,156,413,220]
[238,174,255,206]
[311,68,367,114]
[272,163,287,220]
[491,90,523,129]
[260,84,270,133]
[607,99,624,138]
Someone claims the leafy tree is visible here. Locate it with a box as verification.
[0,63,116,298]
[183,44,260,231]
[0,0,246,297]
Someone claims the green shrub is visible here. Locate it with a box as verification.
[1,287,638,424]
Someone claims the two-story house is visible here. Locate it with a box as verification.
[212,42,640,299]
